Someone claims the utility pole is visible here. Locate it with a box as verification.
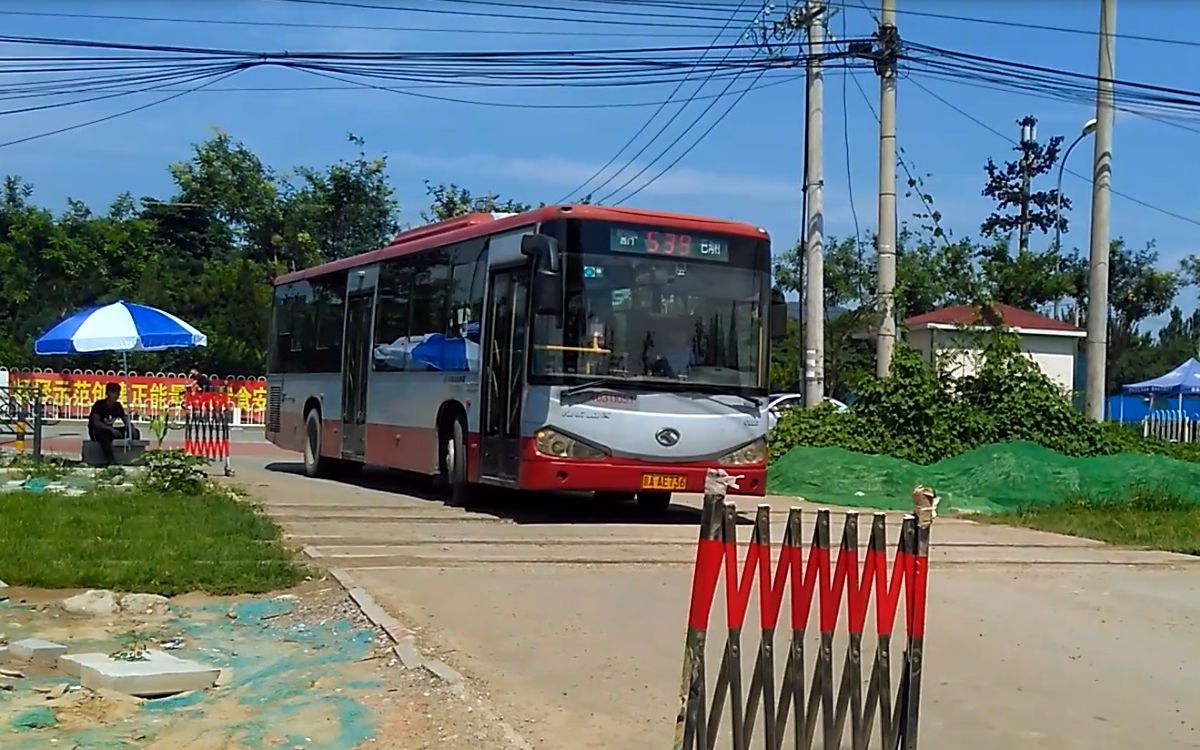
[1085,0,1116,421]
[1017,116,1037,258]
[874,0,898,377]
[803,0,825,406]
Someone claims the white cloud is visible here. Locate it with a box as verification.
[387,151,802,202]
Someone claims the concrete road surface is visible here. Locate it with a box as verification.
[233,454,1200,750]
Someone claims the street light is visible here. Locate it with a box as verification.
[1053,117,1098,253]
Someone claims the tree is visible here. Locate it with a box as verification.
[0,131,404,374]
[282,134,398,264]
[980,115,1068,249]
[975,115,1083,314]
[1065,238,1184,391]
[422,181,533,222]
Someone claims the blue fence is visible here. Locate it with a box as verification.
[1105,393,1200,422]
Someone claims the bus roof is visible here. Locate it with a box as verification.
[273,204,769,285]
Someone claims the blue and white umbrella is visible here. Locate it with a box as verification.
[34,300,207,355]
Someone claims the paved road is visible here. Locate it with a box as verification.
[234,453,1200,750]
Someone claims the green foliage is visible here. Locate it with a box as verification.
[769,329,1190,467]
[138,449,210,494]
[0,486,305,594]
[988,484,1199,556]
[147,412,170,447]
[0,130,400,375]
[422,180,533,222]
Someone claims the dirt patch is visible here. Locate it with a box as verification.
[1,579,524,749]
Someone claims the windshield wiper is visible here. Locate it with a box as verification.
[677,382,761,408]
[561,378,639,398]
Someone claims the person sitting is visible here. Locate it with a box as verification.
[189,367,212,392]
[88,383,141,466]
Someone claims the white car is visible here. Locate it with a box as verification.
[766,392,849,432]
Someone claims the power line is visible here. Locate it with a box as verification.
[834,15,862,288]
[560,0,753,204]
[846,66,956,249]
[0,68,241,149]
[0,64,241,116]
[906,76,1200,229]
[298,64,804,109]
[423,0,757,23]
[264,0,752,30]
[905,43,1200,106]
[0,8,732,38]
[823,0,1200,49]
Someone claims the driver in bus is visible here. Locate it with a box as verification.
[648,318,697,378]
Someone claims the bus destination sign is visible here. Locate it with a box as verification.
[609,227,729,263]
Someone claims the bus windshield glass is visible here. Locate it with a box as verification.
[531,222,769,390]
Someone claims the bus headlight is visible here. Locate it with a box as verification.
[717,438,767,466]
[535,428,607,460]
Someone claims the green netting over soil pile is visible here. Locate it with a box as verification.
[767,441,1200,513]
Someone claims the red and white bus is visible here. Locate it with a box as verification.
[266,204,787,509]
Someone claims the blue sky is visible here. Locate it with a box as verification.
[2,0,1197,321]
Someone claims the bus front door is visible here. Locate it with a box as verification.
[480,268,529,481]
[341,290,374,459]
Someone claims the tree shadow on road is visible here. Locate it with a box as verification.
[261,461,753,526]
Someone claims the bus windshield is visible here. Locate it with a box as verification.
[531,224,769,390]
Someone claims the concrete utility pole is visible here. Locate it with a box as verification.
[1085,0,1116,421]
[874,0,898,377]
[803,0,826,406]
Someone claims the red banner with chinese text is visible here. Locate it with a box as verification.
[5,371,267,425]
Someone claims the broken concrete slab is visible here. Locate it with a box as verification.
[422,658,465,685]
[62,589,118,616]
[58,652,116,679]
[119,593,170,615]
[77,649,220,698]
[8,638,68,664]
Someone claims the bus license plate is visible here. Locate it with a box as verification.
[641,473,687,491]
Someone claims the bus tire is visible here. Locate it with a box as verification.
[303,408,332,479]
[636,491,672,512]
[445,418,474,506]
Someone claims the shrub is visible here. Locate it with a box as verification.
[138,449,210,494]
[769,330,1194,466]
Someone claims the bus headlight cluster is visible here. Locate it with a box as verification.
[717,438,767,466]
[535,428,607,460]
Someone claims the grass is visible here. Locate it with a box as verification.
[0,487,307,595]
[986,484,1200,556]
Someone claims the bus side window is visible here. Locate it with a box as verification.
[374,260,413,372]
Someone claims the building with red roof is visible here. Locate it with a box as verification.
[903,303,1084,392]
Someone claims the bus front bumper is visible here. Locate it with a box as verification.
[518,454,766,496]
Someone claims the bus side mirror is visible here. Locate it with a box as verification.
[523,234,564,316]
[521,233,560,273]
[769,287,788,339]
[532,271,564,317]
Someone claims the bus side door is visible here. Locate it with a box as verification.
[480,266,529,481]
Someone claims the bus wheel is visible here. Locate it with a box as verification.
[636,491,672,512]
[444,419,474,506]
[303,409,330,478]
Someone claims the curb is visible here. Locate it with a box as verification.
[325,567,534,750]
[327,568,463,684]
